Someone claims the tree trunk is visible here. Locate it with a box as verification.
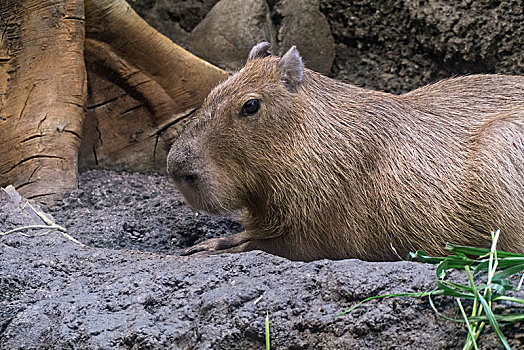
[81,0,228,171]
[0,0,87,203]
[0,0,228,204]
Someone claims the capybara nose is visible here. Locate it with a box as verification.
[167,144,199,186]
[170,166,199,188]
[179,173,199,187]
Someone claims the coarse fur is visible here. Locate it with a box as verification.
[168,43,524,261]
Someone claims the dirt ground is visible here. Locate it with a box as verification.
[1,171,523,349]
[48,171,242,255]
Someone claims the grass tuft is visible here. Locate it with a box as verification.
[338,230,524,349]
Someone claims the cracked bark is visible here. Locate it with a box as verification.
[80,0,228,172]
[0,0,86,204]
[0,0,228,204]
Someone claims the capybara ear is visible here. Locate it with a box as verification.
[248,42,271,60]
[277,46,304,92]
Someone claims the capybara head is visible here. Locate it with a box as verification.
[167,42,309,215]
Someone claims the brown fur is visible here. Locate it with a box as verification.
[168,44,524,261]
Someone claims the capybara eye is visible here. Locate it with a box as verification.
[240,99,261,116]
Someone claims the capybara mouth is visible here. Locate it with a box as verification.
[172,176,225,215]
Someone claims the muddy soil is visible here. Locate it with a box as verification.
[48,171,242,255]
[1,171,523,349]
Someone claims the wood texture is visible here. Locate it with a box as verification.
[0,0,228,204]
[82,0,229,171]
[0,0,87,203]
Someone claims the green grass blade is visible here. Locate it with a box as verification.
[493,295,524,305]
[445,244,523,258]
[440,279,474,291]
[465,265,480,338]
[467,313,524,323]
[265,312,270,350]
[475,259,524,275]
[456,298,479,350]
[436,258,477,279]
[477,294,511,350]
[407,250,446,264]
[454,282,508,296]
[421,311,524,324]
[493,263,524,282]
[436,280,476,299]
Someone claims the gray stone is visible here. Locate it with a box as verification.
[187,0,276,71]
[275,0,335,74]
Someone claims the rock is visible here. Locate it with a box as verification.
[187,0,276,71]
[130,1,523,93]
[131,0,335,74]
[129,0,221,48]
[274,0,335,74]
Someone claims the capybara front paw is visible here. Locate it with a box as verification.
[181,237,227,256]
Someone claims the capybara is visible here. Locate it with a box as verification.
[167,42,524,261]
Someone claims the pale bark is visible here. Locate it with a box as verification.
[0,0,87,203]
[81,0,228,171]
[0,0,228,204]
